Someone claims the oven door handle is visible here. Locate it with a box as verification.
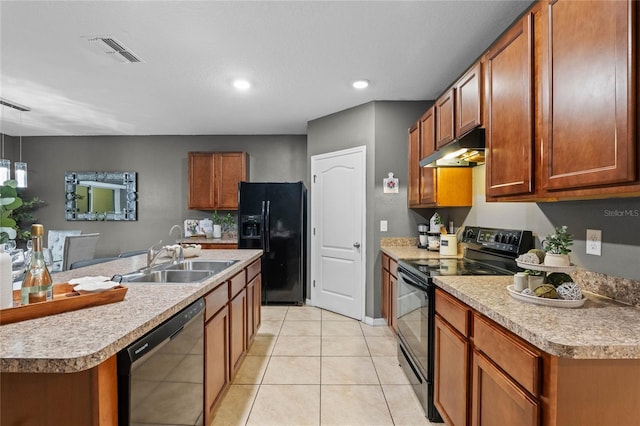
[398,271,428,291]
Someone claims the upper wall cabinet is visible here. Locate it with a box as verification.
[540,0,637,193]
[455,62,483,138]
[435,89,455,149]
[408,118,472,208]
[485,12,535,198]
[188,152,247,210]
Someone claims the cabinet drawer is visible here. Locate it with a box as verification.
[389,259,398,278]
[435,289,470,336]
[473,313,541,396]
[205,282,229,322]
[229,271,246,298]
[246,259,261,282]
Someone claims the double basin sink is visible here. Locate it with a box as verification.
[118,260,238,284]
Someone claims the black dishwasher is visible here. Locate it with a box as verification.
[117,298,205,426]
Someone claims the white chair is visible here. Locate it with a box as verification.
[47,230,81,272]
[62,233,100,271]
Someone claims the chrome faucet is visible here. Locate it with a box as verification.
[170,224,184,243]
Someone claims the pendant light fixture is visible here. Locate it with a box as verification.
[14,111,27,188]
[0,98,30,187]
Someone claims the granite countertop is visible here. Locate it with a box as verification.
[180,237,237,245]
[433,275,640,360]
[0,249,262,373]
[381,245,462,260]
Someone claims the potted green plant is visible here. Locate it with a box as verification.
[542,225,573,267]
[0,180,23,245]
[211,211,223,238]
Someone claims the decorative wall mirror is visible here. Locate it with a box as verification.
[65,171,137,221]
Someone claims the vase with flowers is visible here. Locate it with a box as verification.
[542,225,573,267]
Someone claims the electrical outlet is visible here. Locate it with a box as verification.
[380,220,388,232]
[586,229,602,256]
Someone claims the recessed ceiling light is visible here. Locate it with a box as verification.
[233,79,251,90]
[352,79,370,89]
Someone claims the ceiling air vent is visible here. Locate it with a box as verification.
[88,36,143,63]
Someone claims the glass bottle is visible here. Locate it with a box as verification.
[21,224,53,305]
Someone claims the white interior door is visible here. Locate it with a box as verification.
[310,146,366,320]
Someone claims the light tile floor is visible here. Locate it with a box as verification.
[211,305,438,426]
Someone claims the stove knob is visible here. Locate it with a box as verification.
[510,235,519,245]
[466,229,475,239]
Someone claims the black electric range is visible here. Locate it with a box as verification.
[395,226,533,423]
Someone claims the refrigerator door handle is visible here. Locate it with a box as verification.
[265,200,271,253]
[260,201,266,250]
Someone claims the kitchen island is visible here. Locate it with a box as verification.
[0,249,262,425]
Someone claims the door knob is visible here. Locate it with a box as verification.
[353,242,361,248]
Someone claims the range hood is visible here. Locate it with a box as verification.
[419,127,485,167]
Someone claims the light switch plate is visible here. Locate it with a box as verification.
[380,220,388,232]
[586,229,602,256]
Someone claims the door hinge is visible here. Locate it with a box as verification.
[313,279,316,288]
[313,227,316,236]
[313,174,317,183]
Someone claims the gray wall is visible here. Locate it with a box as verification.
[464,166,640,281]
[307,101,430,318]
[14,135,307,257]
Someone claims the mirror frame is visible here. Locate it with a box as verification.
[65,171,137,221]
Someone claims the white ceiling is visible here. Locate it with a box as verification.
[0,0,533,137]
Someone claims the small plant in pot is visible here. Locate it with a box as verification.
[542,225,573,267]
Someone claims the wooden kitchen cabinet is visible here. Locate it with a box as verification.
[408,124,422,206]
[434,289,640,426]
[434,289,471,426]
[435,289,542,426]
[203,259,262,423]
[471,350,540,426]
[435,315,470,426]
[436,89,456,149]
[455,61,483,138]
[188,151,247,210]
[539,0,637,194]
[0,356,118,426]
[408,116,473,208]
[204,304,229,425]
[229,288,247,376]
[381,253,398,332]
[246,259,262,347]
[200,243,239,250]
[484,11,535,198]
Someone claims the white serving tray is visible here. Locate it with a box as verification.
[516,260,576,273]
[507,285,586,308]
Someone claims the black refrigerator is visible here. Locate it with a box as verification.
[237,182,306,305]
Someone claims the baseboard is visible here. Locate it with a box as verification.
[364,316,388,327]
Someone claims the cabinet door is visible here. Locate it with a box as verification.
[188,152,215,209]
[485,13,535,197]
[541,0,636,191]
[471,350,539,426]
[455,62,483,137]
[381,265,390,325]
[434,315,469,426]
[389,274,398,333]
[419,108,437,205]
[246,274,262,346]
[229,289,247,376]
[436,89,456,149]
[204,305,229,425]
[216,152,247,209]
[408,124,421,207]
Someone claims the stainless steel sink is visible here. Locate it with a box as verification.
[171,260,238,274]
[123,269,214,284]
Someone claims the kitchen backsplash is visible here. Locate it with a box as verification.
[573,269,640,307]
